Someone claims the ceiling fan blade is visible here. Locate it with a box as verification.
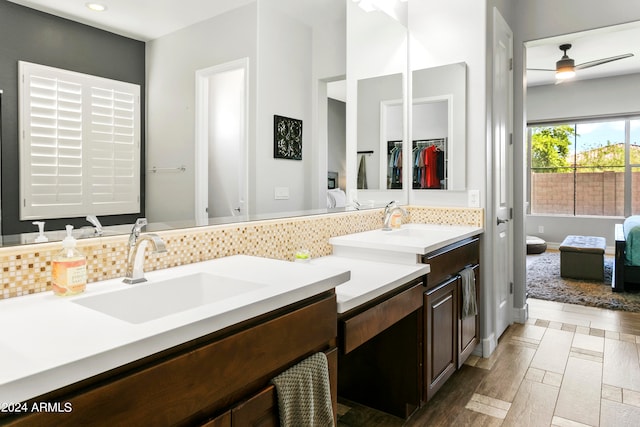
[526,68,555,72]
[575,53,634,70]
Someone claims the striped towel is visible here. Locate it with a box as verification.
[271,352,334,427]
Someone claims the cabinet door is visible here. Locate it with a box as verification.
[458,264,480,368]
[424,277,458,402]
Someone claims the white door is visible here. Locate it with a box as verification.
[195,59,249,225]
[492,9,514,339]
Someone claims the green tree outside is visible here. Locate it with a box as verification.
[531,125,574,172]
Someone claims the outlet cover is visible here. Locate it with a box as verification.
[468,189,480,208]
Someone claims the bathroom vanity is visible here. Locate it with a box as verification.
[328,224,483,416]
[0,256,349,426]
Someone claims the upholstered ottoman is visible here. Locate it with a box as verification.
[559,235,606,281]
[526,235,547,254]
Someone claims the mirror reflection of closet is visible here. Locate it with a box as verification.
[412,97,450,189]
[411,62,467,191]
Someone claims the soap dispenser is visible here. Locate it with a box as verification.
[32,221,48,243]
[52,225,87,296]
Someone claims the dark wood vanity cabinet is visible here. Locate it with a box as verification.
[424,276,458,401]
[2,292,338,427]
[337,278,425,419]
[422,237,480,402]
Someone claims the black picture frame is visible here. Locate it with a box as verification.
[273,115,302,160]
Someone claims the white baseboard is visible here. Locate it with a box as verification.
[512,302,529,323]
[482,333,497,357]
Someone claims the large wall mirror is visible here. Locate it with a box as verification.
[0,0,353,245]
[347,0,408,204]
[0,0,468,247]
[411,62,467,191]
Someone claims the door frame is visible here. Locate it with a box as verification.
[194,58,249,225]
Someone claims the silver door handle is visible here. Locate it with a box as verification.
[497,217,509,225]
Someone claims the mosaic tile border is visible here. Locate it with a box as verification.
[0,206,483,300]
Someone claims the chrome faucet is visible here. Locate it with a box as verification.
[382,201,407,231]
[123,218,167,284]
[86,215,103,236]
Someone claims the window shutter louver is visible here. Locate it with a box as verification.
[19,61,140,220]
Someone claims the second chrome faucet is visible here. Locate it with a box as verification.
[123,218,167,284]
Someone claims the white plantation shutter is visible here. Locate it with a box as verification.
[19,61,140,220]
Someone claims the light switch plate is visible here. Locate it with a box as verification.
[274,187,289,200]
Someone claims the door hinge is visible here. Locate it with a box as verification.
[509,132,513,145]
[509,58,513,71]
[509,207,513,220]
[510,282,514,294]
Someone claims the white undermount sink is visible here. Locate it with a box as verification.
[73,273,264,324]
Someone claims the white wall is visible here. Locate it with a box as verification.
[413,102,447,140]
[311,8,346,209]
[147,1,345,220]
[145,4,257,223]
[255,3,312,214]
[528,74,640,123]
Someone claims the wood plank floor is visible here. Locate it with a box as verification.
[337,298,640,426]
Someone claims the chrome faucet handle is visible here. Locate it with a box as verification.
[129,218,148,245]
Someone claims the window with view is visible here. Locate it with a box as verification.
[529,118,640,217]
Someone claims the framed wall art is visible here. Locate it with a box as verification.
[273,114,302,160]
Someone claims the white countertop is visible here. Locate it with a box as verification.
[0,255,350,403]
[310,256,430,313]
[329,223,483,264]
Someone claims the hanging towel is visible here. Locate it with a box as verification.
[460,267,477,318]
[357,154,368,189]
[271,352,335,427]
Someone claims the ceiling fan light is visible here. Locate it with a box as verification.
[556,69,576,80]
[85,3,107,12]
[555,57,575,80]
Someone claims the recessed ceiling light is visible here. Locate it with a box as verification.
[85,3,107,12]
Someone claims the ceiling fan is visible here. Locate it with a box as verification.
[528,43,634,81]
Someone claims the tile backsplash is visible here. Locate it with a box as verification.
[0,206,483,299]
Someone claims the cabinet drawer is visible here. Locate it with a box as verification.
[231,385,278,427]
[341,282,423,354]
[422,237,479,288]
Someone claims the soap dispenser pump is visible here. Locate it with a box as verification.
[52,225,87,296]
[32,221,48,243]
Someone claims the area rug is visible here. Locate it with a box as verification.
[526,251,640,312]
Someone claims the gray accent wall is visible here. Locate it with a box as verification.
[0,0,145,235]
